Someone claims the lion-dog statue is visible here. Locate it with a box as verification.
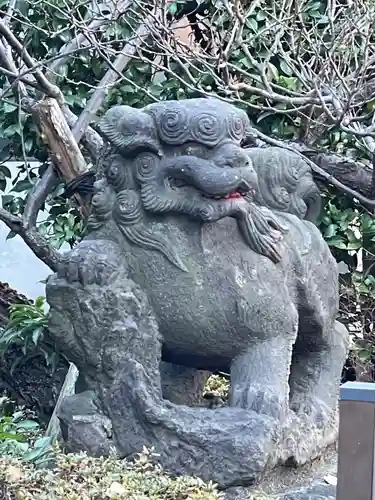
[46,98,348,488]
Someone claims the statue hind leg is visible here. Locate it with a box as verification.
[229,294,299,420]
[289,319,348,425]
[288,246,349,426]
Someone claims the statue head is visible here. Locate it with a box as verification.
[88,99,318,268]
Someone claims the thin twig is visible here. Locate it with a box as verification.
[0,207,63,272]
[72,14,155,142]
[23,165,58,230]
[47,0,132,78]
[0,21,62,100]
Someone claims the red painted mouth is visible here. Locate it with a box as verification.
[225,192,243,200]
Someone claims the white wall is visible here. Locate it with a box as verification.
[0,161,54,299]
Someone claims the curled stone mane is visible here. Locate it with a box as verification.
[144,98,250,147]
[94,152,286,266]
[88,152,187,272]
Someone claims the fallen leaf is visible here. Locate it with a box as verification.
[323,474,337,486]
[6,465,23,482]
[105,481,126,497]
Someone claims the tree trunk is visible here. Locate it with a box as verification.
[32,98,91,218]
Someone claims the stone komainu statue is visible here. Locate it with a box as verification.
[46,98,348,488]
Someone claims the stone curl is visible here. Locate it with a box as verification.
[144,98,250,148]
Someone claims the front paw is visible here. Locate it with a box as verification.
[56,240,123,286]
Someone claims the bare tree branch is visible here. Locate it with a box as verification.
[0,21,62,101]
[0,207,63,272]
[23,165,58,230]
[3,0,17,27]
[63,105,104,159]
[72,13,157,142]
[47,0,132,78]
[32,98,90,218]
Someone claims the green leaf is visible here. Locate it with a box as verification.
[0,327,22,344]
[0,432,25,442]
[168,2,177,15]
[0,165,11,178]
[6,230,16,240]
[357,349,372,362]
[346,241,362,250]
[256,11,266,21]
[326,237,347,250]
[34,296,46,309]
[16,420,39,430]
[279,76,298,91]
[11,179,33,193]
[31,327,44,345]
[324,224,337,238]
[23,436,53,462]
[33,436,52,449]
[24,138,34,154]
[346,228,361,243]
[256,110,275,123]
[22,446,46,462]
[3,102,17,114]
[237,56,253,70]
[3,124,22,137]
[279,59,293,76]
[245,18,258,31]
[10,356,25,375]
[267,62,279,82]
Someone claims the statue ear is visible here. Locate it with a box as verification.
[99,105,162,156]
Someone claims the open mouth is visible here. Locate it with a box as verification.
[225,192,243,200]
[168,178,252,200]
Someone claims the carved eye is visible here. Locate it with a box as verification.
[105,159,130,191]
[108,165,119,180]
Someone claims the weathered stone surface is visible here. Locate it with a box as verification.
[46,97,348,487]
[277,482,336,500]
[58,390,113,457]
[224,482,336,500]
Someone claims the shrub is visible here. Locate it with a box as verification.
[0,296,63,373]
[204,375,229,400]
[0,448,223,500]
[0,397,55,467]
